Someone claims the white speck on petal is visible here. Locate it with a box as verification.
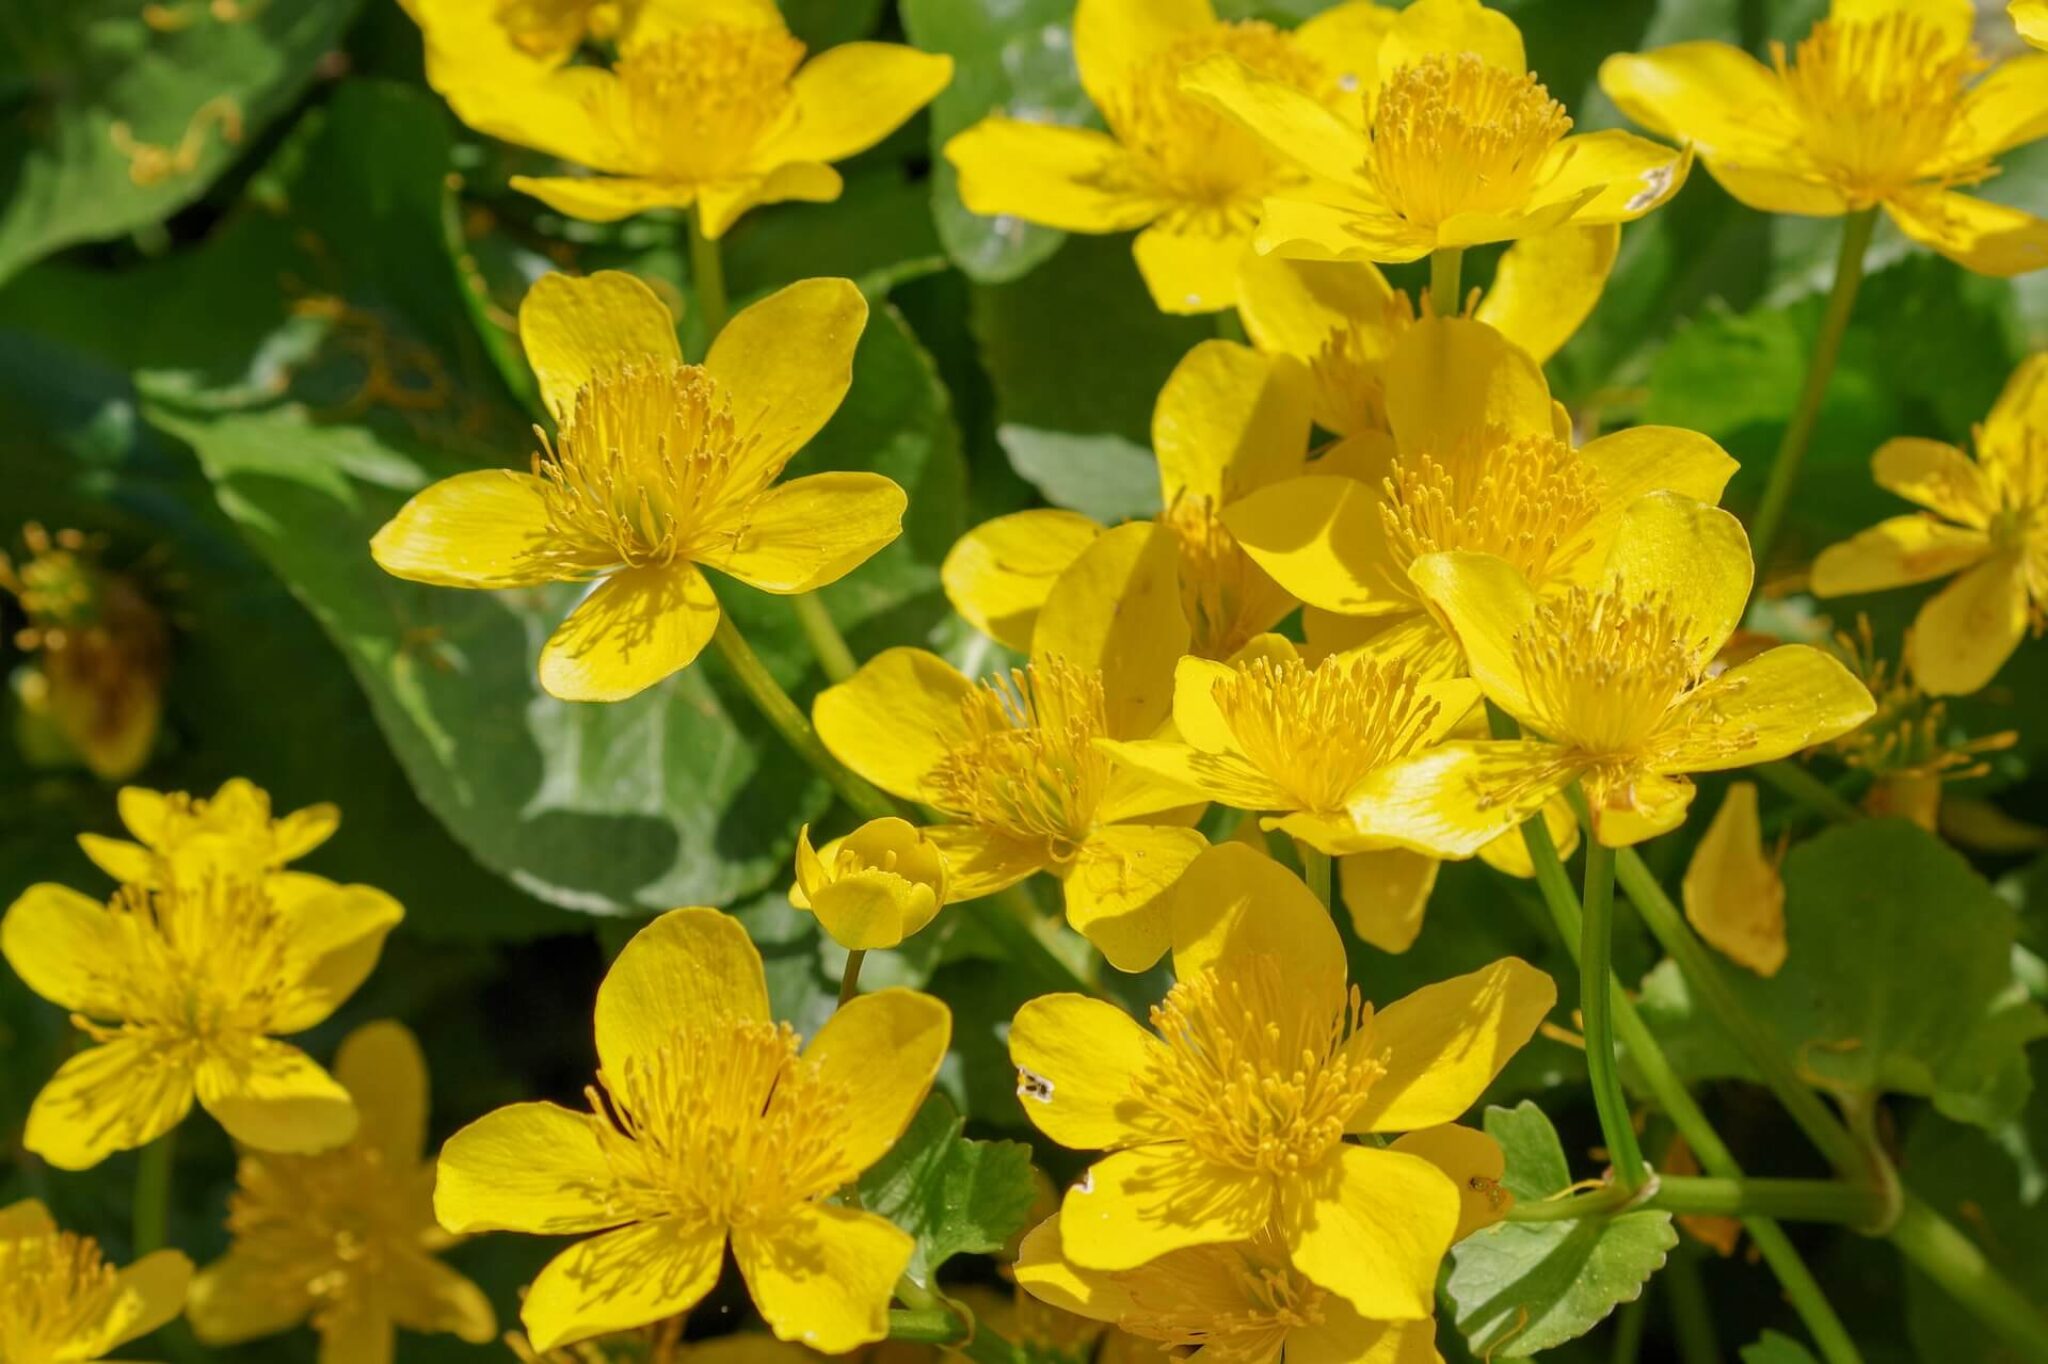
[1018,1068,1056,1102]
[1626,163,1676,213]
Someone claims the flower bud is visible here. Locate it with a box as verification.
[791,817,948,950]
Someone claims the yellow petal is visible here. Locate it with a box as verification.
[942,510,1105,652]
[1950,53,2048,161]
[944,118,1160,232]
[814,648,976,804]
[1379,0,1524,80]
[191,1250,312,1344]
[77,833,157,886]
[1132,218,1252,314]
[518,270,680,423]
[765,43,954,166]
[597,907,768,1078]
[1,883,135,1017]
[1350,957,1554,1132]
[1832,0,1974,44]
[1346,740,1576,858]
[0,1199,55,1237]
[1255,191,1432,264]
[1098,737,1295,811]
[1597,492,1751,664]
[1009,994,1172,1149]
[1871,437,1994,527]
[1337,847,1440,953]
[1405,550,1541,726]
[1885,187,2048,278]
[1436,195,1597,252]
[2016,0,2048,46]
[802,988,950,1181]
[735,1205,910,1352]
[524,1221,725,1352]
[87,1249,196,1356]
[272,882,404,1032]
[795,820,947,948]
[334,1020,428,1165]
[696,163,846,240]
[1476,796,1578,878]
[370,471,567,589]
[435,1101,625,1234]
[1235,253,1400,434]
[1986,352,2048,446]
[1012,1215,1133,1322]
[1588,768,1698,848]
[511,174,700,222]
[920,824,1044,900]
[1172,652,1265,753]
[538,565,721,702]
[1811,514,1990,595]
[1061,824,1208,973]
[1073,0,1214,110]
[1568,426,1739,577]
[1178,54,1372,187]
[1681,782,1787,977]
[695,473,906,594]
[316,1302,395,1364]
[1908,554,2032,696]
[1701,159,1851,216]
[1385,315,1553,456]
[1223,475,1408,615]
[1534,131,1690,225]
[1060,1145,1271,1269]
[1655,644,1876,772]
[1596,44,1793,161]
[1473,222,1618,365]
[25,1038,194,1170]
[1388,1124,1511,1240]
[1155,341,1313,507]
[706,278,868,490]
[1278,1144,1457,1320]
[1169,842,1347,1021]
[197,1040,356,1154]
[1292,2,1399,88]
[275,801,341,861]
[387,1254,498,1344]
[1289,1304,1441,1364]
[1032,521,1189,739]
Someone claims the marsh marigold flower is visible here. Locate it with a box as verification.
[791,817,950,951]
[434,908,950,1352]
[1602,0,2048,276]
[76,778,339,888]
[1351,493,1876,852]
[189,1021,496,1360]
[1009,843,1551,1319]
[944,0,1398,313]
[0,1199,192,1364]
[1182,0,1687,267]
[371,271,904,702]
[1810,352,2048,696]
[1,870,402,1168]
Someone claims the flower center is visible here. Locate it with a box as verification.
[1366,55,1570,227]
[925,660,1111,862]
[0,1230,120,1364]
[1513,585,1705,759]
[1208,654,1444,813]
[1307,293,1414,435]
[595,24,804,181]
[533,362,759,571]
[1379,429,1601,588]
[89,879,302,1047]
[1982,424,2048,557]
[221,1142,425,1329]
[1162,496,1286,660]
[1131,957,1383,1176]
[1119,1237,1328,1363]
[1774,14,1985,199]
[587,1018,851,1231]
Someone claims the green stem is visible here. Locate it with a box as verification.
[891,1282,1019,1364]
[1299,843,1333,910]
[1610,1293,1650,1364]
[1582,839,1649,1190]
[986,884,1094,997]
[1430,246,1464,316]
[1754,759,1864,824]
[791,593,859,684]
[1891,1194,2048,1362]
[1746,206,1878,577]
[839,949,867,1004]
[1666,1245,1722,1364]
[132,1127,176,1255]
[1508,1175,1886,1225]
[686,206,730,338]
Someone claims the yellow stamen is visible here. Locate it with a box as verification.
[1514,585,1705,758]
[926,660,1111,862]
[0,1229,122,1363]
[84,880,306,1050]
[1367,55,1570,227]
[1208,654,1443,812]
[1120,1236,1326,1363]
[1379,428,1602,583]
[1161,497,1283,660]
[592,25,805,182]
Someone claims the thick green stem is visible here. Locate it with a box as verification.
[1754,759,1864,824]
[1891,1195,2048,1362]
[891,1279,1019,1364]
[1582,839,1649,1191]
[132,1127,176,1254]
[1747,207,1878,577]
[839,949,867,1004]
[792,594,859,683]
[1510,1174,1885,1225]
[686,206,730,337]
[1299,843,1333,909]
[1430,247,1464,315]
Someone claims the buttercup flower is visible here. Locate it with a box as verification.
[1810,352,2048,695]
[372,271,904,702]
[1601,0,2048,275]
[1,871,402,1168]
[1351,493,1876,852]
[792,817,950,951]
[818,524,1209,972]
[76,778,339,888]
[189,1021,496,1361]
[434,908,949,1352]
[1681,782,1787,977]
[0,1199,192,1364]
[1183,0,1687,266]
[1222,315,1738,675]
[1009,842,1552,1318]
[944,0,1398,312]
[944,339,1313,662]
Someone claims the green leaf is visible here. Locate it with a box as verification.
[0,0,360,285]
[1445,1102,1678,1358]
[859,1092,1038,1285]
[1639,819,2047,1129]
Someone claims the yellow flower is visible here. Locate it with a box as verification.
[1810,352,2048,695]
[1681,782,1787,977]
[434,908,950,1353]
[2018,0,2048,47]
[1009,842,1552,1319]
[1222,315,1737,676]
[371,271,905,702]
[1,872,402,1168]
[1,524,166,781]
[944,0,1399,313]
[943,339,1313,662]
[419,0,952,234]
[1350,493,1877,852]
[792,817,949,950]
[76,778,339,888]
[1182,0,1688,266]
[816,526,1209,972]
[1601,0,2048,276]
[0,1199,192,1364]
[189,1022,497,1359]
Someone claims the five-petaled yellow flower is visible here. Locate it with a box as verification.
[945,0,1398,313]
[189,1021,497,1362]
[1601,0,2048,276]
[1222,315,1738,675]
[1010,842,1552,1320]
[944,339,1313,663]
[434,908,950,1353]
[0,1199,192,1364]
[1,870,402,1168]
[1183,0,1688,266]
[792,817,951,951]
[372,271,905,702]
[817,524,1210,972]
[1352,493,1877,852]
[416,0,952,234]
[77,778,339,888]
[1811,352,2048,696]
